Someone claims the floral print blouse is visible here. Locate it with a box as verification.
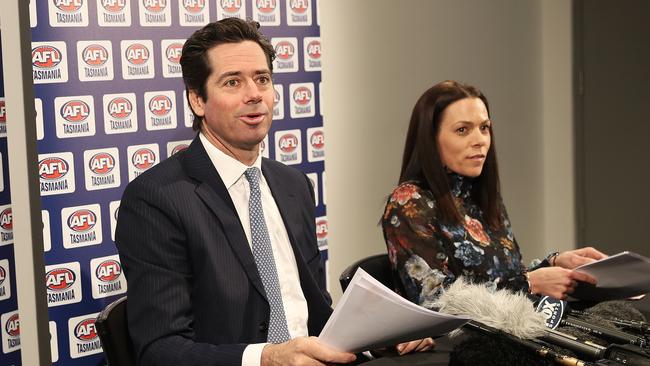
[382,173,529,309]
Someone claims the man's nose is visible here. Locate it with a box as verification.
[244,79,262,104]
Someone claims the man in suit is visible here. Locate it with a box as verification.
[116,18,432,366]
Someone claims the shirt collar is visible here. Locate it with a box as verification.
[199,132,262,189]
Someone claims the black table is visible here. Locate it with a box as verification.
[359,337,454,366]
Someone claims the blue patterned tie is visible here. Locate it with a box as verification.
[244,167,291,343]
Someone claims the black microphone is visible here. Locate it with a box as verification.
[535,296,648,348]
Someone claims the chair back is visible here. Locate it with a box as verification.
[339,253,398,292]
[96,296,136,366]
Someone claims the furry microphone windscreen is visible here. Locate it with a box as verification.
[434,278,552,366]
[434,278,548,339]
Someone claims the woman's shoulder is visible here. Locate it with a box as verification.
[388,181,433,205]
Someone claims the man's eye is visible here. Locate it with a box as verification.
[225,79,239,87]
[456,127,466,133]
[257,76,270,84]
[481,124,490,131]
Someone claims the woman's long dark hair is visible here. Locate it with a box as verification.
[399,80,502,229]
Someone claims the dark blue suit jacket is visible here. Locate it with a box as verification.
[115,136,332,366]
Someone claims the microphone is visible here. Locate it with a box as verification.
[571,301,650,337]
[435,279,650,365]
[434,278,593,366]
[535,296,648,348]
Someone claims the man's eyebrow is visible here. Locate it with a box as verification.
[215,69,271,83]
[215,71,241,83]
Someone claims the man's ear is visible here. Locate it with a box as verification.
[188,89,205,118]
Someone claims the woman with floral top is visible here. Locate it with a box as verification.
[382,80,606,309]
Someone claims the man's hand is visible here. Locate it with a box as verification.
[261,337,356,366]
[395,337,435,355]
[554,247,608,269]
[528,267,597,299]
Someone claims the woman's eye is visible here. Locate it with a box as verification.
[456,127,466,133]
[481,124,490,131]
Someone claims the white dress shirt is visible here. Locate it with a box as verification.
[199,133,309,366]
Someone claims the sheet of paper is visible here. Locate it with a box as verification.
[572,251,650,301]
[318,268,469,353]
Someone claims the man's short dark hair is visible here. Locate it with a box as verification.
[180,18,276,131]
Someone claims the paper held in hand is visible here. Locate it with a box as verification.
[318,268,470,353]
[572,251,650,301]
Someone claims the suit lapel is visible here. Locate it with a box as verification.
[182,137,267,300]
[261,160,304,263]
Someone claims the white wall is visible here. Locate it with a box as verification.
[321,0,575,302]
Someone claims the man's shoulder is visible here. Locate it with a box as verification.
[262,157,306,181]
[125,151,192,192]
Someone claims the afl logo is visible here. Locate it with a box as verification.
[32,45,63,69]
[132,148,156,170]
[316,219,328,239]
[54,0,84,13]
[273,89,280,106]
[0,208,12,231]
[307,40,321,59]
[5,314,19,338]
[67,209,97,232]
[221,0,242,12]
[0,100,6,123]
[183,0,205,13]
[39,157,69,180]
[60,100,90,123]
[292,87,311,106]
[256,0,276,13]
[274,41,295,60]
[310,130,324,149]
[45,267,76,291]
[149,95,172,116]
[0,265,6,285]
[125,44,150,65]
[96,259,122,282]
[74,318,98,342]
[279,133,298,153]
[289,0,308,14]
[82,44,109,67]
[89,152,115,175]
[143,0,167,13]
[165,43,183,64]
[171,144,189,155]
[102,0,127,13]
[108,97,133,119]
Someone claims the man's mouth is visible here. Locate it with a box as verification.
[239,112,266,124]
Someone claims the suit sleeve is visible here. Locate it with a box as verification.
[116,176,246,366]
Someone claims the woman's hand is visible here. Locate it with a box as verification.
[395,338,435,355]
[554,247,607,269]
[527,267,597,299]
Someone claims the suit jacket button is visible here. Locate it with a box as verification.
[259,322,268,332]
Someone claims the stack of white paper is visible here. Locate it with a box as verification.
[573,251,650,301]
[318,268,470,353]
